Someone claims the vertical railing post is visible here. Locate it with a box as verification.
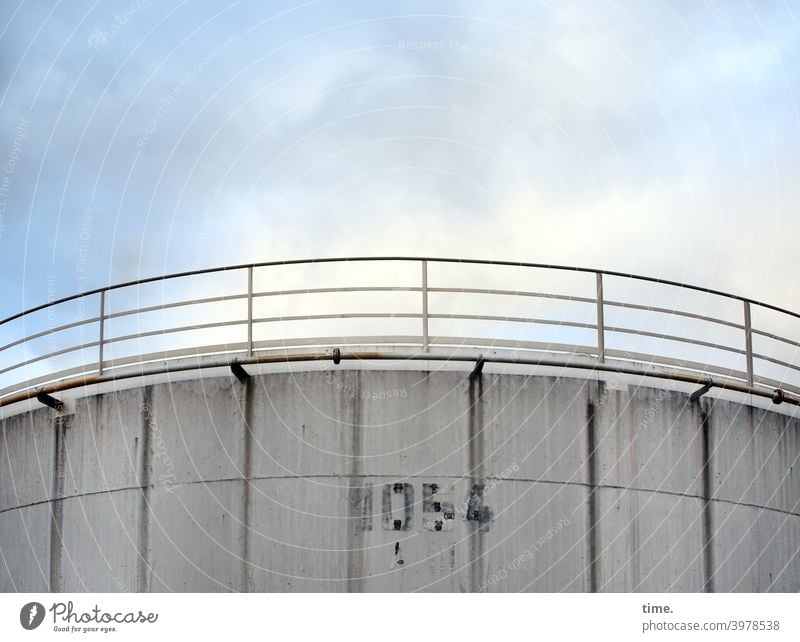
[743,301,753,387]
[98,290,105,375]
[596,272,605,364]
[421,260,429,352]
[247,266,254,357]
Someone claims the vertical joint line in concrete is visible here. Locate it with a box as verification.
[467,373,485,481]
[586,394,598,593]
[137,386,153,593]
[467,372,486,592]
[49,414,69,592]
[241,377,254,592]
[700,406,714,593]
[347,370,365,592]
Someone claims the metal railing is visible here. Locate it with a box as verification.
[1,257,799,408]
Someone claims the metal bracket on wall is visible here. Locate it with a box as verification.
[36,390,63,411]
[469,356,485,381]
[230,362,251,383]
[690,378,714,402]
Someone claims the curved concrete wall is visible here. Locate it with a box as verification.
[1,369,798,592]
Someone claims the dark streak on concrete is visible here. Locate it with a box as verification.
[352,486,372,532]
[347,370,365,592]
[49,414,69,592]
[700,405,714,593]
[467,371,486,592]
[586,388,599,593]
[403,483,414,530]
[465,484,492,527]
[381,485,392,528]
[137,386,152,593]
[240,377,254,592]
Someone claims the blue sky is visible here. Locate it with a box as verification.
[0,0,799,318]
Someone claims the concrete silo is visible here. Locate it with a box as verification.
[1,258,798,592]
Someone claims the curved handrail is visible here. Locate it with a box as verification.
[1,257,798,408]
[3,256,799,325]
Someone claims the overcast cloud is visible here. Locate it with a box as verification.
[0,0,799,318]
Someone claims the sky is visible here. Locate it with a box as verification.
[0,0,799,320]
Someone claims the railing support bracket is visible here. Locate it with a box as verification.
[470,356,485,381]
[36,390,63,411]
[332,348,341,365]
[230,362,250,383]
[690,378,714,402]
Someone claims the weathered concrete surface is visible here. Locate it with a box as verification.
[0,504,51,591]
[595,489,705,592]
[59,490,142,592]
[0,370,798,592]
[0,409,54,513]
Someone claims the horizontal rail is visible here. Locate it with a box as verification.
[104,293,249,322]
[603,299,744,331]
[254,286,422,298]
[0,314,102,354]
[252,312,422,324]
[104,319,247,347]
[1,338,791,392]
[428,287,596,304]
[3,256,800,326]
[0,340,100,377]
[1,350,797,412]
[752,351,800,373]
[428,313,597,331]
[4,329,795,402]
[752,328,800,351]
